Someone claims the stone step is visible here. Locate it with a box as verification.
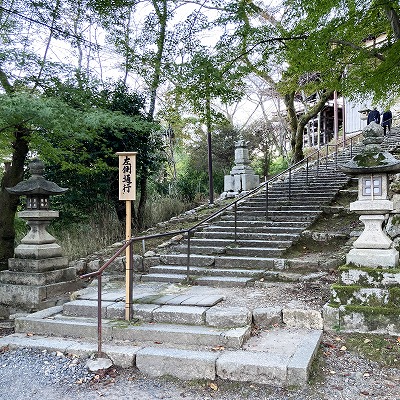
[194,231,299,241]
[14,307,251,349]
[0,327,322,386]
[214,255,279,269]
[237,205,321,212]
[228,209,321,216]
[195,276,255,287]
[215,220,308,229]
[225,246,286,257]
[141,273,187,283]
[251,194,335,201]
[198,228,304,238]
[141,273,257,289]
[175,245,227,255]
[244,199,331,205]
[160,253,280,269]
[148,265,265,278]
[184,238,292,248]
[203,225,304,233]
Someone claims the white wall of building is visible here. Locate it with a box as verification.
[344,97,400,134]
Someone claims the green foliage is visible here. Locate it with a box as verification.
[282,0,400,105]
[269,156,289,176]
[173,123,253,201]
[40,78,165,223]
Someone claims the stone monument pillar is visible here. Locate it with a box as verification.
[222,140,260,198]
[0,159,80,316]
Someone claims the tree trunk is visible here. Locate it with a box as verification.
[284,92,298,157]
[0,128,30,268]
[148,0,167,119]
[285,89,335,164]
[383,3,400,40]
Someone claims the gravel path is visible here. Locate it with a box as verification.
[0,333,399,400]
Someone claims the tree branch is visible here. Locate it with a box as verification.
[0,67,14,94]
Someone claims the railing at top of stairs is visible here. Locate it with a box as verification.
[80,131,363,357]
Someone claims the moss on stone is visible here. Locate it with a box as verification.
[342,305,400,331]
[390,215,400,225]
[338,265,400,274]
[338,265,400,287]
[388,287,400,307]
[344,304,400,316]
[331,284,361,305]
[353,150,387,167]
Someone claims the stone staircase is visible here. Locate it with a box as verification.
[143,154,361,287]
[7,131,400,387]
[2,283,323,386]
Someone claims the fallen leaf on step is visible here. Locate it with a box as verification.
[209,382,218,391]
[211,345,225,351]
[26,333,34,337]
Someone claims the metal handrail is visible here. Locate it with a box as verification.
[80,131,363,357]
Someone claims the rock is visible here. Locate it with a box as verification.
[144,250,156,257]
[282,308,323,329]
[86,357,113,372]
[253,306,282,327]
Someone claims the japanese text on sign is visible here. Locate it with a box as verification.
[117,152,137,200]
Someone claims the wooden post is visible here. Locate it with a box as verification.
[334,90,339,141]
[116,152,137,321]
[125,199,132,321]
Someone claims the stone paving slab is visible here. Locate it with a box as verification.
[1,326,321,386]
[0,333,141,368]
[153,305,207,325]
[206,306,251,327]
[216,350,288,385]
[182,294,224,307]
[196,276,252,288]
[136,347,218,380]
[79,290,125,302]
[63,299,114,318]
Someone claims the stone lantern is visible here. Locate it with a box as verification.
[340,126,400,267]
[323,123,400,335]
[0,159,80,316]
[6,158,67,260]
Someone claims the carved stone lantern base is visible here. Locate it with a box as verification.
[346,247,399,268]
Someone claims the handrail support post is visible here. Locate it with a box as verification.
[186,232,191,283]
[97,274,102,358]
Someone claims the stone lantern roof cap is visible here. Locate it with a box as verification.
[339,150,400,174]
[6,158,68,196]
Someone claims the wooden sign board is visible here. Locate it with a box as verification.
[117,152,137,201]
